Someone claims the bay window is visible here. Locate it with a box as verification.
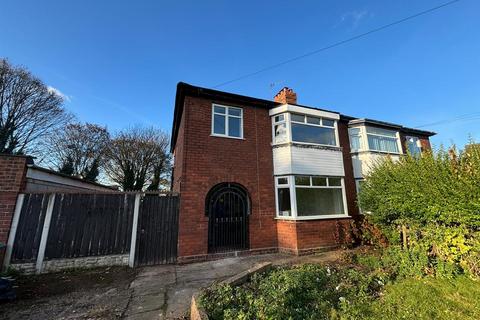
[275,175,348,219]
[290,114,336,146]
[366,127,399,153]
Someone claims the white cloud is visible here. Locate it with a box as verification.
[339,10,371,29]
[47,86,71,102]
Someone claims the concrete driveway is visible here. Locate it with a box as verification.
[124,251,345,319]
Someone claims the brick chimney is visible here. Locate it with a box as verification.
[274,87,297,105]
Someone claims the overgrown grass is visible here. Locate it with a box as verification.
[349,276,480,320]
[201,254,480,320]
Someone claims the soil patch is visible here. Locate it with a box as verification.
[0,266,137,320]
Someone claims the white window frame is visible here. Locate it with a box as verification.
[211,104,244,139]
[275,175,349,220]
[274,176,294,217]
[271,113,339,147]
[272,113,289,144]
[349,125,405,155]
[348,127,363,152]
[364,126,402,154]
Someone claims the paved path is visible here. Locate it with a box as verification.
[123,251,345,319]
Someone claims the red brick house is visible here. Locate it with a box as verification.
[170,83,434,262]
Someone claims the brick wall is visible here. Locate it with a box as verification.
[338,120,360,217]
[173,96,278,259]
[295,219,353,251]
[277,219,353,254]
[0,155,28,259]
[277,220,298,252]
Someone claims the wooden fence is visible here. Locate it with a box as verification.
[3,192,179,273]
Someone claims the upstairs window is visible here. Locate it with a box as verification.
[290,114,336,146]
[348,127,362,151]
[366,127,399,153]
[406,136,422,156]
[212,104,243,138]
[273,114,287,144]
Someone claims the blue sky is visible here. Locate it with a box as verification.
[1,0,479,149]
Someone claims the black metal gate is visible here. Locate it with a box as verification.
[206,183,250,253]
[135,194,179,266]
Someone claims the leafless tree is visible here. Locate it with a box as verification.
[0,58,72,155]
[104,126,170,191]
[45,122,110,182]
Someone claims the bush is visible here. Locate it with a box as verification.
[359,146,480,228]
[201,264,383,320]
[357,144,480,278]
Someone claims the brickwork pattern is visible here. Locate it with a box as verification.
[173,96,278,258]
[0,155,27,249]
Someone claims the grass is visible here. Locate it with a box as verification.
[201,250,480,320]
[359,276,480,320]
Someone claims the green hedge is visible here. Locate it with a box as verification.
[357,145,480,278]
[358,146,480,228]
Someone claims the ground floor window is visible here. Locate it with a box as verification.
[275,175,349,219]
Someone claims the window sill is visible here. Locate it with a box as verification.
[210,134,245,140]
[275,214,352,221]
[351,149,402,156]
[272,142,342,151]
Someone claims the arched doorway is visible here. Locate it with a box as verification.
[205,183,250,253]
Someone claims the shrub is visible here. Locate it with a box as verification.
[201,264,384,320]
[357,144,480,278]
[358,146,480,228]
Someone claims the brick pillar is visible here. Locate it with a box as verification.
[0,155,28,263]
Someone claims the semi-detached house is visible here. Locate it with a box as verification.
[170,83,435,262]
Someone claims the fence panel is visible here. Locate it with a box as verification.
[11,194,49,263]
[135,195,179,266]
[44,193,135,259]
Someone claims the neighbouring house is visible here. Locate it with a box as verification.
[170,83,435,262]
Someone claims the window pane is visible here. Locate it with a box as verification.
[312,177,327,186]
[407,137,421,156]
[213,114,225,134]
[277,188,291,216]
[350,135,361,151]
[214,106,226,114]
[322,119,335,127]
[356,180,365,193]
[349,128,362,151]
[306,116,320,125]
[367,135,399,153]
[228,108,241,117]
[329,177,342,186]
[274,123,287,144]
[274,114,285,123]
[296,188,345,216]
[291,114,305,122]
[366,126,397,137]
[228,117,241,137]
[277,177,288,185]
[295,176,310,186]
[349,128,360,135]
[291,123,336,145]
